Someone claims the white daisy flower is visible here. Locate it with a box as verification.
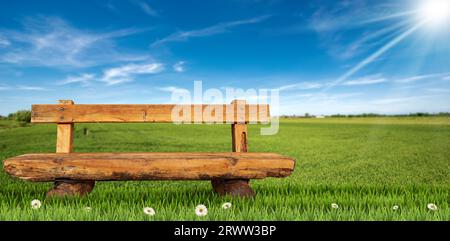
[222,202,232,209]
[392,205,399,211]
[84,207,92,212]
[31,199,41,209]
[331,203,339,209]
[195,204,208,216]
[427,203,438,211]
[143,207,156,216]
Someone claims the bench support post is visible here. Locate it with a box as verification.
[211,100,255,197]
[46,100,95,198]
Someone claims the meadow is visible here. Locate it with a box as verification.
[0,117,449,220]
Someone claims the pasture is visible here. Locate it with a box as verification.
[0,117,449,220]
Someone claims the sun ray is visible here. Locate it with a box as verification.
[323,20,427,91]
[360,10,419,25]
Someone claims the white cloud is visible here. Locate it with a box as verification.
[308,2,404,33]
[279,92,365,115]
[151,15,271,46]
[342,76,387,86]
[394,73,450,84]
[133,0,159,17]
[173,61,185,72]
[279,82,324,91]
[0,84,11,90]
[59,73,95,86]
[277,72,448,94]
[101,63,163,85]
[307,1,417,61]
[17,85,48,91]
[0,84,48,91]
[308,92,363,101]
[371,96,430,105]
[0,16,149,68]
[394,74,434,83]
[157,86,189,93]
[295,93,315,98]
[0,36,10,47]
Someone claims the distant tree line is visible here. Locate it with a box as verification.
[1,110,32,123]
[328,112,450,117]
[280,112,450,118]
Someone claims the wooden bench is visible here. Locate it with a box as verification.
[3,100,295,198]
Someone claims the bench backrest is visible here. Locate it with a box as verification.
[31,100,270,124]
[31,100,270,153]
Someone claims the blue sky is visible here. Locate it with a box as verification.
[0,0,450,115]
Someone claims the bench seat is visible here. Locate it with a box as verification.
[4,152,296,182]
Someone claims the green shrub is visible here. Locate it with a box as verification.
[14,110,31,123]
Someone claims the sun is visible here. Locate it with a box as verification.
[417,0,450,27]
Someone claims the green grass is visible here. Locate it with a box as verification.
[0,117,449,220]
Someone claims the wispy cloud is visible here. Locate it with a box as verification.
[0,84,11,90]
[371,95,430,105]
[100,63,164,85]
[157,86,189,94]
[0,16,149,68]
[59,73,95,86]
[278,71,448,94]
[324,22,425,90]
[304,92,364,102]
[173,61,185,72]
[279,82,324,91]
[132,0,159,17]
[151,15,271,46]
[280,92,446,115]
[0,35,10,47]
[394,74,435,83]
[17,85,48,91]
[394,73,449,83]
[308,2,406,33]
[0,84,48,91]
[308,1,414,60]
[342,76,387,86]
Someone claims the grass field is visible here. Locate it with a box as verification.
[0,117,449,220]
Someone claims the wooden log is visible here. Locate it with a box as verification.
[3,152,296,182]
[31,104,270,124]
[46,180,95,197]
[211,179,254,197]
[49,100,95,198]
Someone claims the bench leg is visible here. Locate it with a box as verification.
[211,179,255,198]
[46,180,95,198]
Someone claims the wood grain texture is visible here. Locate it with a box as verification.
[3,152,296,181]
[31,104,270,123]
[56,124,74,153]
[231,100,249,152]
[56,100,74,153]
[232,124,248,152]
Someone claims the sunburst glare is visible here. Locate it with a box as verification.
[417,0,450,27]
